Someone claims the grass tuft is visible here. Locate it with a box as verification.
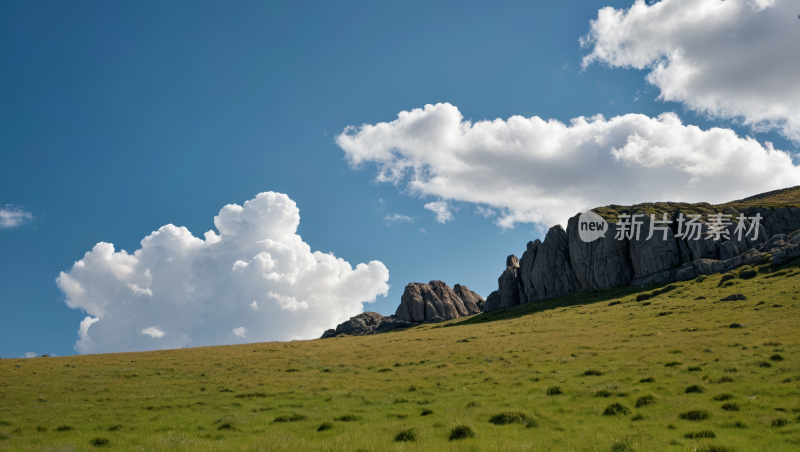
[448,425,476,441]
[635,395,656,407]
[488,411,536,428]
[334,414,360,422]
[684,430,716,439]
[721,403,740,411]
[602,403,631,416]
[89,437,110,446]
[317,422,334,432]
[685,385,705,394]
[679,410,710,421]
[546,386,563,395]
[394,428,418,442]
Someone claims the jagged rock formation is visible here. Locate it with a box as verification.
[484,187,800,313]
[320,312,413,338]
[322,280,484,338]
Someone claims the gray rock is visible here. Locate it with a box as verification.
[522,225,581,303]
[519,240,540,302]
[719,241,740,261]
[506,254,520,268]
[566,215,633,290]
[628,214,681,279]
[681,218,718,261]
[429,280,468,318]
[321,329,337,339]
[771,243,800,266]
[760,234,788,253]
[693,258,725,276]
[630,267,678,287]
[675,265,697,282]
[453,284,485,314]
[761,207,800,237]
[375,316,415,333]
[396,281,462,322]
[497,264,521,309]
[789,229,800,241]
[739,248,766,265]
[721,294,748,301]
[729,323,745,328]
[484,290,500,312]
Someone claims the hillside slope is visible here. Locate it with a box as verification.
[3,259,800,451]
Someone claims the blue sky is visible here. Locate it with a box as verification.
[2,0,798,358]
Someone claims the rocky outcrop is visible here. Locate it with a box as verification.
[322,279,484,339]
[484,199,800,313]
[566,216,633,290]
[320,312,414,338]
[453,284,485,312]
[520,225,581,303]
[497,255,524,309]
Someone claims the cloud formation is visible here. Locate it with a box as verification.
[424,201,454,224]
[0,205,33,228]
[384,213,414,225]
[581,0,800,142]
[336,103,800,229]
[56,192,389,354]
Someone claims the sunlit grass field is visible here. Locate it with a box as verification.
[3,260,800,451]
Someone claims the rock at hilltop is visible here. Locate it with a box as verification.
[566,215,633,290]
[453,284,485,312]
[395,280,483,323]
[520,225,581,302]
[320,312,413,338]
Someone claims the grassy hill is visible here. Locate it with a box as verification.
[3,260,800,451]
[592,185,800,224]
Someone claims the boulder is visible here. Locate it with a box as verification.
[321,312,415,338]
[521,225,582,302]
[693,258,725,276]
[453,284,485,314]
[719,241,740,261]
[761,207,800,237]
[429,280,469,317]
[760,234,788,253]
[396,280,480,322]
[629,214,682,279]
[771,243,800,266]
[675,265,697,282]
[484,290,500,313]
[630,267,679,287]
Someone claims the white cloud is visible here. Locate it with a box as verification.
[139,327,165,338]
[24,352,36,358]
[384,213,414,225]
[0,205,33,229]
[420,228,427,234]
[232,327,248,338]
[424,201,454,224]
[56,192,389,354]
[336,103,800,230]
[474,206,496,218]
[581,0,800,142]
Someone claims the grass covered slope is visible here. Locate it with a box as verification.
[3,261,800,451]
[592,185,800,224]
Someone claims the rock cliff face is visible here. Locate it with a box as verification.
[322,280,484,338]
[484,188,800,313]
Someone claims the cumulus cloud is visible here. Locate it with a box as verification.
[232,327,248,338]
[56,192,389,354]
[24,352,36,358]
[424,201,454,224]
[0,205,33,229]
[474,206,497,218]
[139,327,165,338]
[420,228,427,234]
[384,213,414,225]
[581,0,800,142]
[336,103,800,229]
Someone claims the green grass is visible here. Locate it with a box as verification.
[2,260,800,450]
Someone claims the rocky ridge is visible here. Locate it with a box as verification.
[483,187,800,312]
